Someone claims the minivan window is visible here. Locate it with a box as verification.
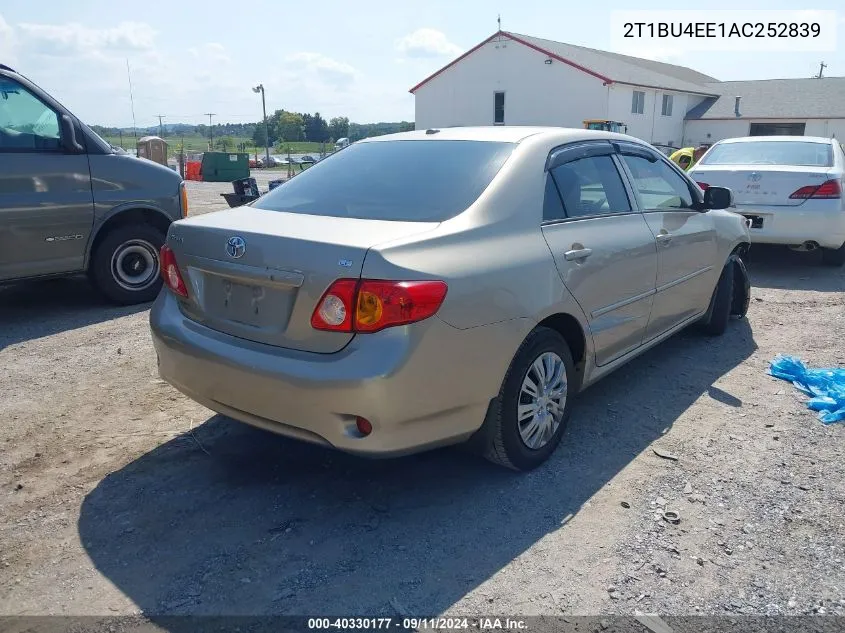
[252,140,515,222]
[0,78,61,151]
[701,141,833,167]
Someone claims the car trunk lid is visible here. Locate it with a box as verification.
[167,206,438,353]
[690,165,836,207]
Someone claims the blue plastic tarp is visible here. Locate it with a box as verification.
[768,355,845,424]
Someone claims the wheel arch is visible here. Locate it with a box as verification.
[86,207,173,270]
[535,312,588,388]
[729,242,751,318]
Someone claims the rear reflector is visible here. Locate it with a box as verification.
[789,179,842,200]
[160,244,188,297]
[356,416,372,436]
[311,279,448,333]
[696,182,710,191]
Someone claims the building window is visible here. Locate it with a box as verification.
[749,122,806,136]
[631,91,645,115]
[661,94,674,117]
[494,92,505,125]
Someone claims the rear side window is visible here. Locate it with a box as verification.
[701,141,833,167]
[622,155,694,210]
[549,155,632,219]
[252,140,515,222]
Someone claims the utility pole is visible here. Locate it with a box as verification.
[119,130,123,149]
[252,84,271,167]
[156,114,165,137]
[816,62,827,78]
[204,113,216,150]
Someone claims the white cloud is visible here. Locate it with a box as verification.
[16,21,156,56]
[285,52,358,88]
[0,15,404,126]
[395,28,462,58]
[0,14,17,65]
[187,42,231,64]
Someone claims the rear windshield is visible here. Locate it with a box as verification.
[701,141,833,167]
[252,140,515,222]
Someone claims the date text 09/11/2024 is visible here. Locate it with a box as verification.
[307,617,528,630]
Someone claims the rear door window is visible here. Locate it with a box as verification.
[549,155,632,219]
[252,140,515,222]
[701,141,833,167]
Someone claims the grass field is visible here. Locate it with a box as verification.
[102,133,333,158]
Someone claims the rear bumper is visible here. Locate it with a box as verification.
[734,202,845,249]
[149,291,529,457]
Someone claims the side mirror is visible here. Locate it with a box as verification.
[703,186,733,210]
[60,114,84,153]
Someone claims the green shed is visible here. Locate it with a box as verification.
[201,152,249,182]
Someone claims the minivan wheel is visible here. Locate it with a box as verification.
[482,327,575,471]
[821,242,845,267]
[90,224,165,305]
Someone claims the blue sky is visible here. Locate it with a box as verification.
[1,0,843,127]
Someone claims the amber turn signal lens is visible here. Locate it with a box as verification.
[356,290,384,327]
[180,183,189,217]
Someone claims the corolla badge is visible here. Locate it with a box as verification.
[226,236,246,259]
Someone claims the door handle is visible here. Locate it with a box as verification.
[656,232,672,244]
[564,248,593,261]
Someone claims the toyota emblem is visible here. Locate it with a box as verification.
[226,236,246,259]
[748,172,762,182]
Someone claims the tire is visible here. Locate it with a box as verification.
[730,254,750,318]
[821,242,845,267]
[90,224,165,305]
[699,259,734,336]
[482,327,576,471]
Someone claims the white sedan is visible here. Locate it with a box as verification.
[689,136,845,266]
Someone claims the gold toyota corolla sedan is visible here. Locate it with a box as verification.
[150,127,751,471]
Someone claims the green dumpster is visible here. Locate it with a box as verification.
[200,152,249,182]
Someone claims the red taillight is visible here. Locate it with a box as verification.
[311,279,448,333]
[789,179,842,200]
[696,182,710,191]
[159,244,188,297]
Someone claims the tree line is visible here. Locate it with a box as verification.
[91,113,414,147]
[251,111,414,146]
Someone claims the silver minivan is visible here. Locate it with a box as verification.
[0,65,186,304]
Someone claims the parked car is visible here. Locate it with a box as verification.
[263,156,291,167]
[0,65,185,304]
[689,136,845,266]
[150,127,749,470]
[300,155,316,164]
[249,158,261,168]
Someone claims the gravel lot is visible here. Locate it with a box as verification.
[1,181,844,624]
